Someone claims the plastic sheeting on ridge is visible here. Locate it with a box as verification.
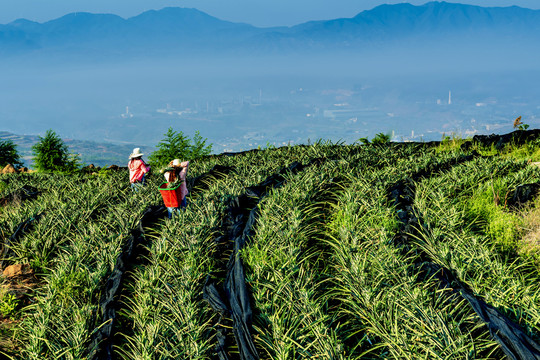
[204,161,308,360]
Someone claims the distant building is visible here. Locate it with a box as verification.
[121,106,133,118]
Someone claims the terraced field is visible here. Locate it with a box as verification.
[1,132,540,359]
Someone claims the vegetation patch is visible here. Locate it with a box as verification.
[0,131,540,359]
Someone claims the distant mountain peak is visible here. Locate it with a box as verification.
[8,18,39,27]
[0,2,539,57]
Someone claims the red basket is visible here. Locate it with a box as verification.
[159,182,183,208]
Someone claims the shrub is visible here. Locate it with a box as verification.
[0,293,20,319]
[438,133,466,152]
[356,133,391,145]
[149,127,212,169]
[0,139,23,168]
[31,130,79,172]
[371,132,391,145]
[467,180,521,249]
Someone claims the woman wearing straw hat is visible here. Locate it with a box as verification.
[128,148,150,191]
[163,158,189,217]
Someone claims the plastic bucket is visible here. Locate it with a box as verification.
[159,182,183,208]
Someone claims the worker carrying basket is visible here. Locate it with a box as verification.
[159,159,189,218]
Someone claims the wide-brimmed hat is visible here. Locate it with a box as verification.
[129,148,144,159]
[172,159,181,166]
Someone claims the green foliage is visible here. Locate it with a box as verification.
[466,180,522,249]
[190,130,213,159]
[31,129,79,172]
[438,133,466,152]
[6,134,540,359]
[149,127,212,169]
[264,141,276,149]
[371,132,391,145]
[0,293,20,319]
[498,139,540,162]
[50,270,89,305]
[356,133,391,145]
[471,138,540,162]
[0,140,23,168]
[357,137,370,145]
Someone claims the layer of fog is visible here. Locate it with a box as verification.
[1,39,539,151]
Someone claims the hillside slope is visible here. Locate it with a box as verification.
[1,131,540,359]
[0,131,146,168]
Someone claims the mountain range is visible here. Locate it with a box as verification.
[1,1,539,57]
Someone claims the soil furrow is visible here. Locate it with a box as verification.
[388,155,540,360]
[0,185,40,207]
[204,160,315,360]
[0,214,41,270]
[87,165,236,360]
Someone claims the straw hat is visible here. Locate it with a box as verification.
[129,148,144,159]
[172,159,181,166]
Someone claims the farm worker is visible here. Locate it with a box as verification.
[163,159,189,217]
[128,148,150,191]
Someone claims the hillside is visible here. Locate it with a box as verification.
[0,131,147,168]
[1,130,540,359]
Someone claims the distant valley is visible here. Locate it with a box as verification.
[0,131,142,167]
[0,1,539,152]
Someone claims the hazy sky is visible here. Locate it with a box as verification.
[1,1,539,27]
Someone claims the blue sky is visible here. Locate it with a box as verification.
[1,0,539,26]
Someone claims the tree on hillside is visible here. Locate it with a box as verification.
[190,130,213,159]
[0,140,23,168]
[32,130,79,172]
[149,127,212,169]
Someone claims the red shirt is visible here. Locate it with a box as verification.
[128,158,149,183]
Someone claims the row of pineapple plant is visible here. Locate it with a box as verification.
[0,136,539,359]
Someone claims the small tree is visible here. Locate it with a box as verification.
[0,140,23,168]
[190,130,213,159]
[149,127,212,169]
[32,130,79,172]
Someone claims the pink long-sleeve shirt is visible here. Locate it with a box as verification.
[128,158,149,183]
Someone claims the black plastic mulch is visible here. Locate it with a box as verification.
[204,161,311,360]
[0,214,41,270]
[470,129,540,150]
[86,165,237,360]
[509,183,540,207]
[86,205,164,360]
[388,155,540,360]
[0,185,40,206]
